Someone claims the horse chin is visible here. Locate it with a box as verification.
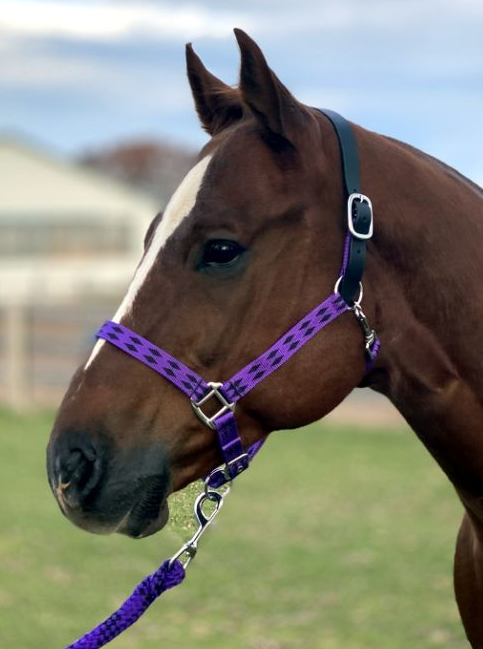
[116,499,170,539]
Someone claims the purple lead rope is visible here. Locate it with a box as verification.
[64,485,229,649]
[66,560,185,649]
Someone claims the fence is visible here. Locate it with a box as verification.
[0,297,120,409]
[0,296,402,425]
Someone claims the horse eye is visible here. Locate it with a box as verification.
[201,240,245,267]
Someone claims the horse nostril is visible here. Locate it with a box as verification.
[53,442,103,509]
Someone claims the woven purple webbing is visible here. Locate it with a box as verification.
[220,292,349,402]
[65,559,185,649]
[340,232,352,277]
[97,293,349,409]
[366,337,381,374]
[96,292,349,487]
[97,322,210,401]
[214,411,247,470]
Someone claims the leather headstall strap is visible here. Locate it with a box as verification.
[316,109,373,304]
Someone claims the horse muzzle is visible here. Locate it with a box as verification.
[46,430,171,538]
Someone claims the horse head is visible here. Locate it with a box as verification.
[47,30,373,539]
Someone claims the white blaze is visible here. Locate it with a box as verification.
[84,155,212,369]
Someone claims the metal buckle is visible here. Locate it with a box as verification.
[223,453,249,477]
[347,193,373,240]
[206,453,250,487]
[191,382,236,430]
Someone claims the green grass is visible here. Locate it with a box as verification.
[0,410,468,648]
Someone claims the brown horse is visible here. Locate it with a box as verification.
[47,29,483,647]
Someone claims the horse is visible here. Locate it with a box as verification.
[47,29,483,647]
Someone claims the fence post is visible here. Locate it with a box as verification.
[5,301,29,409]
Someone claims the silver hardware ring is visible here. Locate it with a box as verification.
[334,277,363,306]
[191,382,236,430]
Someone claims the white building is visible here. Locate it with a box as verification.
[0,136,160,408]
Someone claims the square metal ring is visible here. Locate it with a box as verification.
[191,382,236,430]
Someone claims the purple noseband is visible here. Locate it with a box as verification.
[97,290,360,486]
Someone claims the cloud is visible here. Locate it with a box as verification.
[1,46,105,87]
[0,0,482,185]
[0,1,251,42]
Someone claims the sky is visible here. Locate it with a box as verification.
[1,0,482,185]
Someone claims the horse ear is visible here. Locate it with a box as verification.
[234,28,307,144]
[186,43,245,136]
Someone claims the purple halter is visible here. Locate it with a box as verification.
[96,109,380,488]
[97,291,357,486]
[62,109,380,649]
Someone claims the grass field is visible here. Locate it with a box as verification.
[0,409,468,649]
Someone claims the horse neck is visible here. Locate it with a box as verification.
[358,128,483,494]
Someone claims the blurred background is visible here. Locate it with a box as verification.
[0,0,481,411]
[0,1,481,647]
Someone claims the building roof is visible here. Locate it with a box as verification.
[0,135,164,304]
[0,136,160,221]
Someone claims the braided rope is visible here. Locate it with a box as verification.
[65,559,185,649]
